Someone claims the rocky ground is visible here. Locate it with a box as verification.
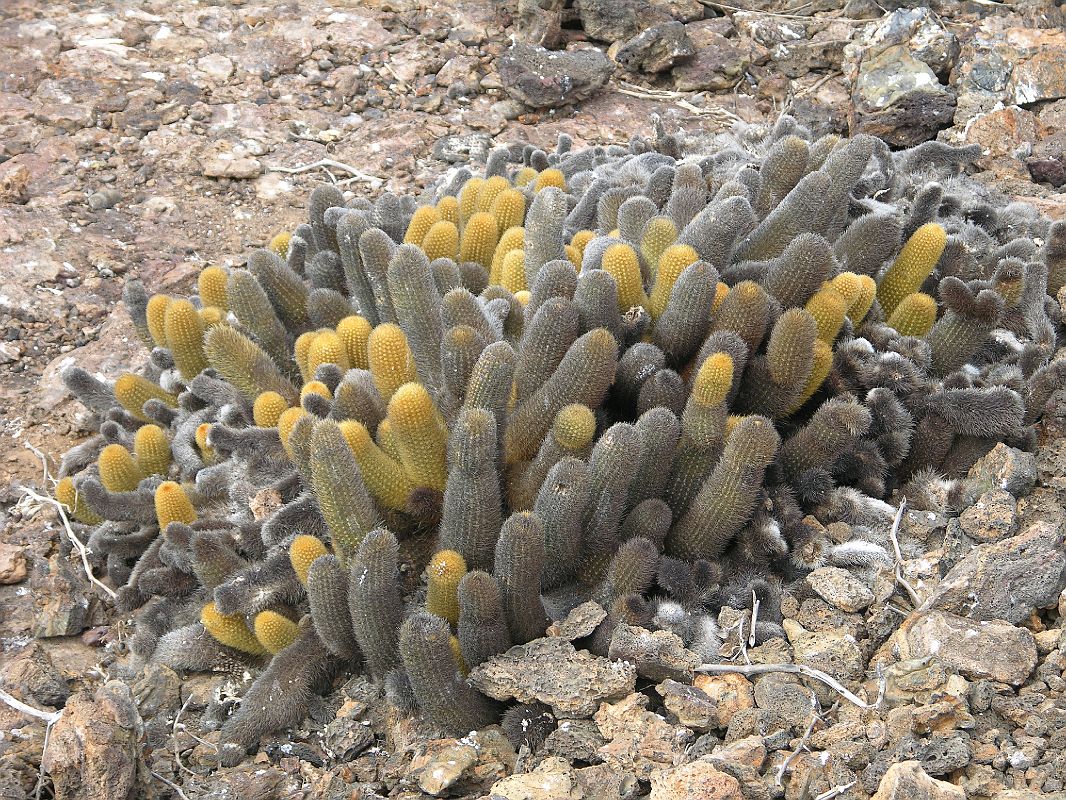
[2,0,1066,798]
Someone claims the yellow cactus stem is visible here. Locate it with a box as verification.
[198,306,226,329]
[201,602,268,656]
[828,271,863,311]
[253,391,290,428]
[553,404,597,450]
[403,205,442,246]
[155,480,197,530]
[887,291,938,337]
[601,242,649,312]
[386,382,448,491]
[804,284,849,344]
[293,331,317,383]
[534,168,566,192]
[277,407,307,459]
[98,444,143,492]
[289,535,328,585]
[477,175,511,212]
[375,418,402,462]
[459,211,499,270]
[336,315,372,370]
[437,195,460,226]
[114,373,178,422]
[649,244,700,320]
[711,282,729,314]
[692,353,735,407]
[640,217,679,276]
[724,414,746,439]
[253,610,300,654]
[490,226,525,285]
[876,222,947,316]
[269,231,292,258]
[133,424,172,477]
[163,298,208,380]
[790,339,834,412]
[368,323,418,403]
[338,420,414,510]
[846,274,877,323]
[458,177,485,229]
[146,294,171,347]
[564,244,582,270]
[301,380,333,401]
[198,266,229,311]
[55,476,103,525]
[500,249,528,294]
[608,228,621,238]
[514,166,538,188]
[426,549,467,626]
[514,289,531,306]
[307,329,350,374]
[490,187,526,233]
[195,422,215,464]
[571,229,596,257]
[421,220,460,262]
[450,635,469,676]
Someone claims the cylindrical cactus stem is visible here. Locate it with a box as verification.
[201,602,267,656]
[307,554,362,662]
[155,481,197,530]
[134,424,171,477]
[309,418,380,564]
[426,549,468,626]
[533,457,590,591]
[114,374,177,421]
[289,534,328,586]
[494,512,549,644]
[386,382,448,492]
[163,299,208,381]
[876,222,947,317]
[510,403,596,511]
[348,528,404,680]
[457,571,513,670]
[253,610,300,654]
[387,244,444,391]
[439,409,502,570]
[580,422,644,583]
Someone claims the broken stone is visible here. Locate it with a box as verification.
[321,698,375,762]
[543,718,606,762]
[42,681,145,800]
[595,692,692,779]
[649,759,744,800]
[905,611,1037,686]
[753,675,816,728]
[0,642,69,709]
[201,156,262,179]
[489,756,575,799]
[709,735,766,770]
[657,679,718,731]
[498,42,614,109]
[470,637,636,718]
[615,22,695,74]
[784,620,865,683]
[871,759,964,799]
[130,662,181,719]
[432,132,493,164]
[411,740,478,797]
[1028,130,1066,188]
[922,521,1066,624]
[576,0,659,43]
[547,601,607,640]
[963,105,1046,180]
[672,24,752,92]
[693,673,755,729]
[0,543,27,584]
[515,0,565,48]
[967,443,1037,497]
[32,553,96,638]
[806,567,875,613]
[609,623,701,683]
[957,489,1018,543]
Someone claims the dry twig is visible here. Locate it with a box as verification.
[267,159,384,187]
[697,661,886,710]
[776,691,819,787]
[888,499,922,607]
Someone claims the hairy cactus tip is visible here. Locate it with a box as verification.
[50,122,1066,751]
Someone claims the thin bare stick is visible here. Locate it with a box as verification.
[694,0,870,21]
[697,661,886,710]
[887,499,921,607]
[0,688,62,724]
[34,718,55,800]
[814,781,857,800]
[152,771,191,800]
[748,589,760,648]
[776,691,819,787]
[267,159,383,186]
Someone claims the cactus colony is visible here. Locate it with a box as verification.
[55,121,1066,755]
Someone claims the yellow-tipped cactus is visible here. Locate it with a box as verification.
[437,195,459,226]
[477,175,510,212]
[649,244,699,320]
[534,168,566,192]
[55,477,102,525]
[458,177,485,228]
[195,422,215,464]
[877,222,947,316]
[386,382,448,491]
[99,444,143,492]
[846,274,877,323]
[338,420,414,509]
[367,323,417,403]
[155,481,197,529]
[114,374,177,422]
[198,306,225,329]
[640,217,678,276]
[426,549,467,626]
[375,418,402,462]
[301,380,332,401]
[514,290,531,306]
[290,535,328,585]
[887,292,937,337]
[514,166,538,188]
[791,339,833,412]
[253,391,290,428]
[490,226,525,285]
[277,407,307,459]
[269,231,292,258]
[404,205,442,246]
[421,220,460,262]
[692,353,735,407]
[253,610,300,654]
[490,188,526,233]
[336,315,372,370]
[307,329,349,374]
[459,211,499,270]
[602,242,649,312]
[500,250,528,294]
[133,424,171,477]
[146,294,171,347]
[198,266,229,311]
[712,281,729,313]
[804,285,849,343]
[564,244,582,269]
[553,403,597,450]
[163,299,208,380]
[571,229,596,257]
[201,602,267,656]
